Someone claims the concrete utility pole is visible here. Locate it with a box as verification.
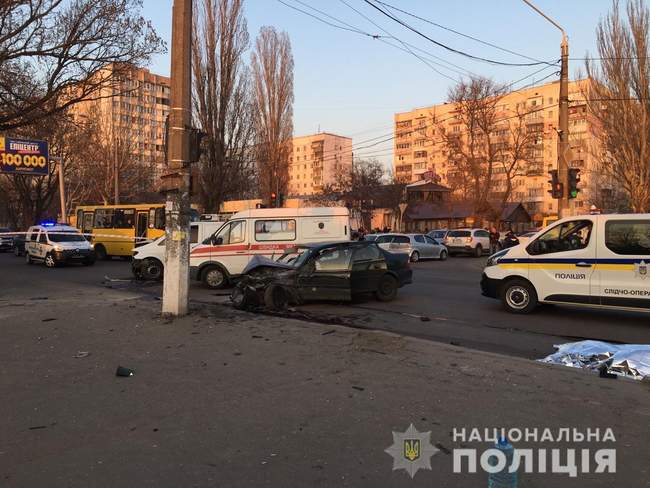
[162,0,193,316]
[51,156,67,224]
[522,0,571,218]
[114,145,120,205]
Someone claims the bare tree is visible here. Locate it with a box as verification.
[585,0,650,212]
[251,26,294,204]
[438,77,507,219]
[0,0,164,132]
[192,0,256,213]
[69,102,155,205]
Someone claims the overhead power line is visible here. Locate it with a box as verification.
[362,0,556,67]
[375,0,555,66]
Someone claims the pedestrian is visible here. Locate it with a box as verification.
[489,226,500,254]
[503,229,519,249]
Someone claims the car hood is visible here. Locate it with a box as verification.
[52,241,93,250]
[241,255,296,275]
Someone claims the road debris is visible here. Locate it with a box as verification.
[73,351,90,358]
[540,340,650,380]
[115,366,135,377]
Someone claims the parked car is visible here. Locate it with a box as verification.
[24,224,96,267]
[0,227,13,252]
[231,241,412,310]
[374,233,448,262]
[427,229,449,241]
[444,228,491,257]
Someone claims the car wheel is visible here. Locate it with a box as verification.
[439,249,448,261]
[501,279,538,314]
[94,244,108,261]
[374,274,398,302]
[410,251,420,263]
[25,252,33,265]
[264,284,289,310]
[474,244,483,258]
[141,258,163,280]
[44,253,57,268]
[202,265,227,289]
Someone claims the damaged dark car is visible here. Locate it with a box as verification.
[231,241,412,311]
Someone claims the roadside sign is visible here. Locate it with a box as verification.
[0,136,49,176]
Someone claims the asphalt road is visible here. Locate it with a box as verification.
[2,252,649,359]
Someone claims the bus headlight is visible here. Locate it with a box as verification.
[486,248,509,267]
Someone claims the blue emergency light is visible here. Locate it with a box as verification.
[39,220,57,227]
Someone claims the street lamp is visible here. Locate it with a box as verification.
[522,0,571,218]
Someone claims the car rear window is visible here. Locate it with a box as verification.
[448,230,471,237]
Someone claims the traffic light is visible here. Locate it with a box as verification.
[270,192,277,208]
[568,168,581,199]
[547,170,563,199]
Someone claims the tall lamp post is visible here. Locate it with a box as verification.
[522,0,570,218]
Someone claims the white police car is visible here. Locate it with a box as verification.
[481,214,650,314]
[25,223,95,267]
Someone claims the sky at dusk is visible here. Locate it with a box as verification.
[142,0,612,168]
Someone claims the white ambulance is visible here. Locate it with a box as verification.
[481,214,650,314]
[190,207,351,288]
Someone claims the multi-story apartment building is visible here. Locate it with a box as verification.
[71,64,171,181]
[288,132,353,196]
[393,79,601,219]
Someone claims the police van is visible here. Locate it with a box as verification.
[481,214,650,314]
[24,223,96,267]
[190,207,351,289]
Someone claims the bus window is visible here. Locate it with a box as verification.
[94,209,115,228]
[76,210,83,229]
[114,209,136,228]
[154,208,165,230]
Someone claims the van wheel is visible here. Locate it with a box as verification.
[474,244,483,258]
[25,252,33,265]
[44,253,57,268]
[410,251,420,263]
[141,258,163,280]
[439,249,448,261]
[501,279,538,314]
[202,265,227,289]
[94,244,108,261]
[374,274,398,302]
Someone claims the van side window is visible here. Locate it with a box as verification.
[605,220,650,255]
[190,225,199,244]
[39,232,47,244]
[528,220,593,255]
[255,219,296,241]
[30,230,39,241]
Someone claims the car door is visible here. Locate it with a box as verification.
[424,235,441,257]
[350,244,387,293]
[25,228,38,257]
[413,234,429,257]
[298,245,352,301]
[526,218,596,304]
[594,218,650,310]
[37,230,48,258]
[209,219,250,275]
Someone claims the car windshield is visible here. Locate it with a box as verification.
[278,247,310,267]
[47,231,86,242]
[448,230,471,237]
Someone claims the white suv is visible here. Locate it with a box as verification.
[25,224,95,267]
[444,228,490,257]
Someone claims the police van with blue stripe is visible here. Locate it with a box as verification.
[481,214,650,314]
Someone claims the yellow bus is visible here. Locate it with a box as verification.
[73,204,168,259]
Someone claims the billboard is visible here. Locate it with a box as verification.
[0,136,49,176]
